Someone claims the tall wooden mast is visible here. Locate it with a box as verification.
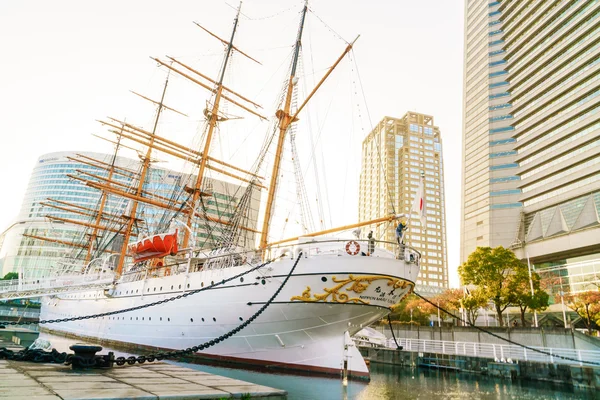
[84,131,122,264]
[259,1,358,250]
[259,1,308,250]
[182,1,243,248]
[115,75,170,276]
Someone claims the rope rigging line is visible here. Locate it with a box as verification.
[217,180,258,249]
[0,253,304,368]
[241,2,301,21]
[304,30,326,230]
[387,314,402,350]
[307,8,348,44]
[413,291,600,367]
[351,51,396,217]
[288,55,316,234]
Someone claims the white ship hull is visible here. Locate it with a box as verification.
[41,241,420,379]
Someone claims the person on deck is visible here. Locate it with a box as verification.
[367,231,375,255]
[395,221,406,244]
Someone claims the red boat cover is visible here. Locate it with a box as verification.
[128,230,178,263]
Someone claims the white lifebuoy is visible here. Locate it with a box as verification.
[345,240,360,256]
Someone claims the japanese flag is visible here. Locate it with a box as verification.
[411,176,426,229]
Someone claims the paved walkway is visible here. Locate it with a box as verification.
[0,359,287,399]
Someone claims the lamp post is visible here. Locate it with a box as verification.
[526,252,539,328]
[173,219,195,250]
[559,275,568,329]
[0,220,27,289]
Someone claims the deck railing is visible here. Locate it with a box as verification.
[386,337,600,366]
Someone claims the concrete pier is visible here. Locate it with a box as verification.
[0,359,287,399]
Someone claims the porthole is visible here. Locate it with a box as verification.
[136,317,138,320]
[160,317,162,321]
[142,317,144,321]
[201,282,204,287]
[261,279,266,285]
[187,284,190,288]
[211,281,214,285]
[213,317,216,322]
[153,288,156,292]
[171,286,173,290]
[136,289,139,293]
[147,288,150,292]
[239,317,243,321]
[160,287,162,291]
[168,318,170,322]
[190,318,194,322]
[130,317,132,320]
[179,285,181,289]
[321,277,327,282]
[149,317,151,321]
[201,318,205,322]
[240,277,244,283]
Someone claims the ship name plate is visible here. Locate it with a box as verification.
[290,275,412,306]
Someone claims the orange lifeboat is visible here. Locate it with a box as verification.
[128,229,179,263]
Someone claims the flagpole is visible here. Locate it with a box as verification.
[405,171,426,239]
[526,251,539,328]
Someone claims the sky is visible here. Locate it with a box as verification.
[0,0,464,286]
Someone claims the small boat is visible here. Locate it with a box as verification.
[127,230,178,263]
[353,327,388,348]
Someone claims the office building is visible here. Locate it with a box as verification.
[359,112,448,289]
[461,1,600,290]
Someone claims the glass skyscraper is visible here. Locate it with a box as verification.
[461,1,600,290]
[0,151,260,278]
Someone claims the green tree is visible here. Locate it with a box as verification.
[565,291,600,334]
[460,288,489,325]
[509,268,549,326]
[459,246,527,326]
[2,272,18,280]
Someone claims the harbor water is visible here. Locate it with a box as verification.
[39,332,596,399]
[172,362,596,400]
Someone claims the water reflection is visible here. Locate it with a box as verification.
[40,333,595,400]
[354,364,593,400]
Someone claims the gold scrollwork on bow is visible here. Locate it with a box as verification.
[290,275,411,305]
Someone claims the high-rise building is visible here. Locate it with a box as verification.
[0,151,260,278]
[461,1,600,286]
[359,112,448,289]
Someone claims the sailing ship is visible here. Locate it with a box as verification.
[35,1,421,379]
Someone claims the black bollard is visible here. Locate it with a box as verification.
[69,344,103,370]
